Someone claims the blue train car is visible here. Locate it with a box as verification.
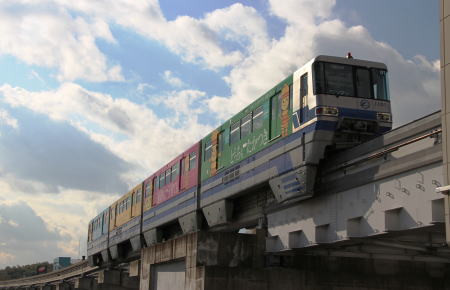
[87,208,109,266]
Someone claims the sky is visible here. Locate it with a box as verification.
[0,0,440,268]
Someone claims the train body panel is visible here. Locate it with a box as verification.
[200,76,293,183]
[142,185,198,243]
[151,143,200,206]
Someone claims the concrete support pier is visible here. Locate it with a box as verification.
[139,231,450,290]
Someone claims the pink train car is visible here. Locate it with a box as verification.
[141,142,201,245]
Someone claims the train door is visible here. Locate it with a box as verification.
[143,180,153,212]
[110,204,116,231]
[217,130,225,170]
[300,73,308,124]
[270,93,281,139]
[180,156,188,191]
[88,222,92,242]
[131,192,136,218]
[102,210,109,234]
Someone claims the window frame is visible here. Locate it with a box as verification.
[230,121,240,145]
[204,139,212,162]
[189,152,197,170]
[240,112,252,139]
[313,61,390,100]
[252,106,264,131]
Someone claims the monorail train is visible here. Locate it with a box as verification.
[87,55,392,266]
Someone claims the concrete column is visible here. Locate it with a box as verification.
[95,270,138,290]
[74,277,93,290]
[441,0,450,245]
[55,282,72,290]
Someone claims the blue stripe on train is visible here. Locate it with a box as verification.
[143,197,196,226]
[143,186,197,219]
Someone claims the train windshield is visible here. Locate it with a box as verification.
[313,61,390,100]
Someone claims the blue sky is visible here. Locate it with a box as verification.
[0,0,441,267]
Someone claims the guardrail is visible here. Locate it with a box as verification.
[0,260,97,288]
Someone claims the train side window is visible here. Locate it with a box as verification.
[204,139,212,161]
[230,121,240,144]
[300,73,308,106]
[189,152,197,170]
[241,113,252,139]
[218,131,225,153]
[159,173,165,187]
[165,169,171,184]
[153,177,159,191]
[137,189,142,203]
[252,106,264,131]
[172,163,179,180]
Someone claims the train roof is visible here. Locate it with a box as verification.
[309,55,388,70]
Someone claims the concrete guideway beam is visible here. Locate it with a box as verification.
[138,231,450,290]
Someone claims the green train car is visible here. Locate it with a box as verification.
[201,75,293,181]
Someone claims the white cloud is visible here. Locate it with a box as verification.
[0,109,18,129]
[0,179,119,265]
[3,1,268,71]
[0,83,212,183]
[137,82,154,93]
[0,3,123,82]
[163,70,185,87]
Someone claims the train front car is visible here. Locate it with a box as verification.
[199,55,392,226]
[271,55,392,202]
[87,208,109,266]
[308,55,391,147]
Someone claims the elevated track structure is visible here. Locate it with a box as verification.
[1,111,449,290]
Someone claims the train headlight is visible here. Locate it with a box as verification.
[315,106,339,116]
[377,112,392,122]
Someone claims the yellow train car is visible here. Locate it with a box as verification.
[108,182,144,260]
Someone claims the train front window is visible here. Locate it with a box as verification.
[314,61,389,100]
[315,62,354,96]
[356,68,371,98]
[372,69,390,100]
